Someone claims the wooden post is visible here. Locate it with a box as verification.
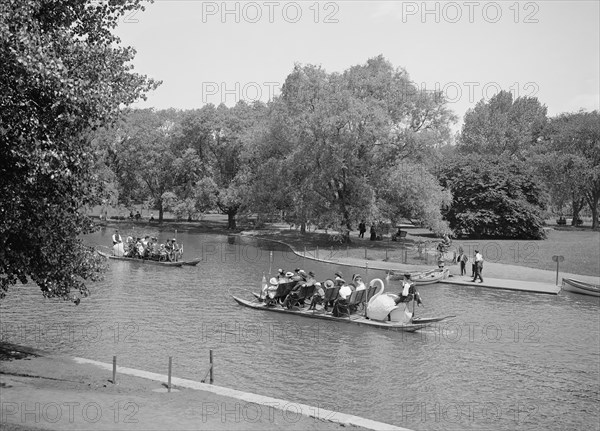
[316,246,319,259]
[209,350,213,384]
[168,356,172,392]
[112,356,117,384]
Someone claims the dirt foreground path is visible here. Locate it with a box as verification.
[1,344,408,431]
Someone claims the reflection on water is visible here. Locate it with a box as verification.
[1,230,599,431]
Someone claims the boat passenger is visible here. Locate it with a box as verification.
[171,238,181,261]
[334,271,346,287]
[276,269,286,283]
[112,230,122,245]
[165,239,173,261]
[352,274,366,291]
[393,274,422,306]
[307,282,324,310]
[282,270,308,308]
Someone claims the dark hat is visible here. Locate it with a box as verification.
[335,271,343,278]
[294,268,301,272]
[474,250,479,253]
[308,271,315,277]
[404,273,411,279]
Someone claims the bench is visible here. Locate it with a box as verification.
[391,229,407,241]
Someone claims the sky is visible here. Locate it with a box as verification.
[114,0,600,129]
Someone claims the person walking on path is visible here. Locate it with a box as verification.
[358,221,366,238]
[457,249,468,276]
[472,250,484,282]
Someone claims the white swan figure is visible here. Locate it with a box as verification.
[366,278,413,323]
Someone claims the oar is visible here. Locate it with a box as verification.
[268,251,273,278]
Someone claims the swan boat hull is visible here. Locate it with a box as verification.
[233,295,454,332]
[562,278,600,297]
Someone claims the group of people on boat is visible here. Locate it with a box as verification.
[111,230,183,262]
[259,268,421,319]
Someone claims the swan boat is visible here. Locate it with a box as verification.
[561,278,600,297]
[233,278,455,332]
[97,251,200,267]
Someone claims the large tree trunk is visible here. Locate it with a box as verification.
[227,210,237,229]
[571,193,585,225]
[586,187,600,229]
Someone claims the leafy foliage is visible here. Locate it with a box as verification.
[0,1,158,300]
[440,155,548,239]
[538,111,600,228]
[459,90,547,158]
[246,56,455,237]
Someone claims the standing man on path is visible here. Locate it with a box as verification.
[472,250,484,283]
[457,249,468,276]
[358,221,366,238]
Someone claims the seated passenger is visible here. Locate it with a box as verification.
[352,274,366,291]
[308,282,325,310]
[282,270,308,308]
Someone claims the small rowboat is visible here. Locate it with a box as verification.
[233,296,454,332]
[390,268,450,285]
[561,278,600,297]
[98,251,184,267]
[413,268,450,285]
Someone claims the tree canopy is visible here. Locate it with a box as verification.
[542,111,600,228]
[459,90,547,158]
[245,56,456,237]
[440,155,548,239]
[0,0,158,300]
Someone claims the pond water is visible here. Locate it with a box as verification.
[1,228,599,431]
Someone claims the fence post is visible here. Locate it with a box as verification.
[168,356,172,392]
[209,350,214,384]
[112,356,117,384]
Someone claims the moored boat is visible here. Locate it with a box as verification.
[561,278,600,297]
[391,267,450,285]
[413,268,450,285]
